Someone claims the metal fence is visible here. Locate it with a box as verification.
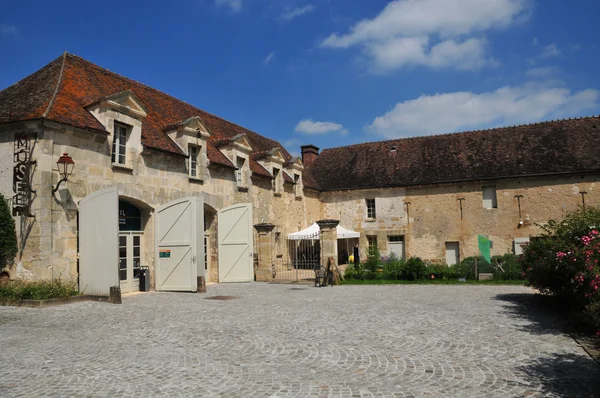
[273,231,321,283]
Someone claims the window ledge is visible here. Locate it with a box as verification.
[295,195,303,201]
[189,176,204,184]
[274,192,282,197]
[237,186,249,192]
[112,163,133,172]
[364,218,376,223]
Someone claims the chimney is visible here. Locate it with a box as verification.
[300,145,320,168]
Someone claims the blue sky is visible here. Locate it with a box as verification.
[1,0,599,156]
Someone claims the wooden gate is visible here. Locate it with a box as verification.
[218,203,253,283]
[155,197,203,291]
[79,187,119,295]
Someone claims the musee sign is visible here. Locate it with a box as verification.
[12,132,36,217]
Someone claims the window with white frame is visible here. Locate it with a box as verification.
[366,198,376,219]
[188,145,200,178]
[236,156,246,188]
[112,123,129,166]
[482,186,498,209]
[367,235,378,256]
[272,167,281,193]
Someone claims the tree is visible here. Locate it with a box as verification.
[0,194,17,268]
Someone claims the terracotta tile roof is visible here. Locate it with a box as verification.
[309,117,600,191]
[0,52,291,171]
[282,171,294,183]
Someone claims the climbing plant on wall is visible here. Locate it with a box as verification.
[0,193,17,268]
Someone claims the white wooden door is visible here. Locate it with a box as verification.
[155,197,203,291]
[445,242,460,265]
[79,187,119,296]
[218,203,253,283]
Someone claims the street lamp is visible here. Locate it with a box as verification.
[52,153,75,193]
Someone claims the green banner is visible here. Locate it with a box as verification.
[478,235,491,265]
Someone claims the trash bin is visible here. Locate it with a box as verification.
[139,266,150,292]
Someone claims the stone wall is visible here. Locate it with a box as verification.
[0,121,319,285]
[321,174,600,262]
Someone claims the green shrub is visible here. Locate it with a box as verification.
[364,247,382,273]
[0,193,17,269]
[382,253,405,280]
[404,257,426,280]
[0,279,79,304]
[491,254,522,280]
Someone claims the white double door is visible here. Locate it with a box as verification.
[119,232,142,293]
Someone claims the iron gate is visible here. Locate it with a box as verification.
[255,229,320,283]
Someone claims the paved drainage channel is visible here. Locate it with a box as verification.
[289,288,308,291]
[204,296,238,300]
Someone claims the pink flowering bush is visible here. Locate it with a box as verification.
[521,206,600,329]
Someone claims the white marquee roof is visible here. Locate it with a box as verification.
[287,223,360,240]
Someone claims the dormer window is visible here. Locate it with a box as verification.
[188,144,205,180]
[272,167,281,194]
[294,173,301,197]
[112,122,129,166]
[236,156,247,189]
[189,145,199,178]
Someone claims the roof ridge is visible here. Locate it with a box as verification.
[321,115,600,153]
[42,52,67,118]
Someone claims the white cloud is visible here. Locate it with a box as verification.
[263,51,276,65]
[321,0,529,71]
[1,24,19,39]
[280,5,315,21]
[368,83,600,138]
[215,0,242,13]
[541,44,561,58]
[295,119,344,134]
[526,66,558,78]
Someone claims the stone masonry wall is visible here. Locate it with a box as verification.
[321,174,600,263]
[0,121,319,285]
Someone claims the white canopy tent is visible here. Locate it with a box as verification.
[287,222,360,240]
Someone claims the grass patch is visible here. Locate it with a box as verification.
[340,279,527,286]
[0,279,79,304]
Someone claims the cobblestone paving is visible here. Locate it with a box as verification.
[1,284,599,397]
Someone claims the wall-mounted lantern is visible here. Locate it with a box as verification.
[52,153,75,193]
[514,195,524,228]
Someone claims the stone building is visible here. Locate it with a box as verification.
[303,116,600,264]
[0,53,320,294]
[1,52,599,292]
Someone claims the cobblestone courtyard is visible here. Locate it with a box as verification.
[1,284,599,397]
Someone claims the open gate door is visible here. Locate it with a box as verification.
[218,203,253,283]
[155,197,203,291]
[79,187,119,296]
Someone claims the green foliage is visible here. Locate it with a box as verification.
[0,193,17,269]
[382,253,404,280]
[491,254,522,280]
[521,205,600,330]
[404,257,426,281]
[364,247,382,273]
[0,279,79,304]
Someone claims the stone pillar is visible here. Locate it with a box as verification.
[253,223,275,282]
[317,219,339,269]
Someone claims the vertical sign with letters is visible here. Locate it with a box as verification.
[12,132,36,217]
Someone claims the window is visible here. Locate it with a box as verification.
[387,236,405,259]
[514,237,530,255]
[112,123,128,165]
[189,145,199,178]
[482,186,497,209]
[294,173,301,196]
[272,167,281,193]
[445,242,460,265]
[236,157,246,188]
[367,235,378,256]
[366,199,376,219]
